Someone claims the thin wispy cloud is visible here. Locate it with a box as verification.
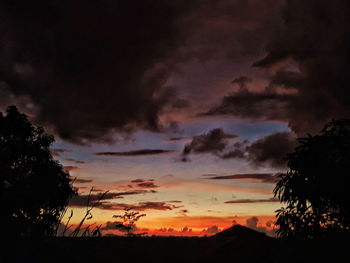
[65,158,86,164]
[202,173,279,183]
[98,201,181,211]
[69,190,156,207]
[224,198,278,204]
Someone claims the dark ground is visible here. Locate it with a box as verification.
[1,225,348,263]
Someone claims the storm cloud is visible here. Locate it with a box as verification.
[246,132,297,168]
[183,129,296,168]
[206,0,350,136]
[0,0,287,143]
[0,0,199,143]
[254,0,350,135]
[203,86,295,121]
[181,128,237,161]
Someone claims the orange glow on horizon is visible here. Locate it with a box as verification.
[61,215,276,237]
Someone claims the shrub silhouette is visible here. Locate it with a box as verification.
[113,208,146,236]
[274,119,350,238]
[0,106,76,237]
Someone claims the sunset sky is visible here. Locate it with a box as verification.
[1,0,349,236]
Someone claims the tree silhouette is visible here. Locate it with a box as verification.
[0,106,76,237]
[113,208,146,236]
[274,119,350,238]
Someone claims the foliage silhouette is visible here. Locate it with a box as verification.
[113,208,146,236]
[274,119,350,238]
[0,106,76,237]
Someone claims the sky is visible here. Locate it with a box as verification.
[1,0,350,236]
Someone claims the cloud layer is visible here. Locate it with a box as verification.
[206,0,350,137]
[0,0,286,143]
[224,198,278,204]
[0,0,199,143]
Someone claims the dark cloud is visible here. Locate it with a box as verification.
[231,76,252,91]
[65,158,86,164]
[223,132,296,168]
[69,192,119,207]
[179,0,284,61]
[74,178,93,184]
[98,201,180,211]
[166,136,192,142]
[69,190,154,207]
[95,149,175,157]
[253,0,350,134]
[202,173,278,183]
[131,179,150,183]
[129,179,158,188]
[206,0,350,136]
[181,128,237,161]
[161,0,286,118]
[224,198,278,204]
[0,0,201,143]
[137,182,158,189]
[182,129,296,168]
[202,84,295,121]
[220,140,249,159]
[269,69,304,89]
[0,0,288,143]
[246,132,297,168]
